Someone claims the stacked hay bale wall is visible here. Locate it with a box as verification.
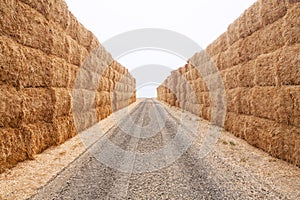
[157,0,300,166]
[0,0,136,173]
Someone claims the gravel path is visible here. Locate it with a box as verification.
[30,99,300,200]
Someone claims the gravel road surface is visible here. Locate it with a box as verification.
[30,99,300,200]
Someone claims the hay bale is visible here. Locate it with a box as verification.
[77,22,93,50]
[236,61,255,88]
[102,66,111,79]
[53,115,76,145]
[19,0,51,17]
[222,66,239,90]
[218,42,242,70]
[206,33,228,57]
[202,107,211,121]
[237,11,249,39]
[199,78,209,92]
[98,105,112,119]
[283,125,300,166]
[7,44,69,88]
[92,45,114,66]
[87,35,100,53]
[65,36,89,67]
[244,115,282,157]
[204,72,225,92]
[245,1,263,36]
[224,112,247,139]
[238,19,284,64]
[72,89,96,113]
[22,48,70,88]
[197,92,211,107]
[95,91,111,107]
[21,122,55,158]
[51,88,71,117]
[21,88,54,124]
[73,67,100,90]
[0,128,28,173]
[189,51,210,69]
[0,1,52,54]
[49,56,70,88]
[285,0,300,8]
[250,87,292,124]
[259,18,285,54]
[227,18,240,45]
[255,50,281,86]
[194,58,218,78]
[108,79,115,91]
[0,36,25,87]
[259,0,287,26]
[283,4,300,45]
[73,110,98,132]
[226,88,240,113]
[49,22,69,61]
[81,52,107,75]
[113,72,122,83]
[68,64,79,89]
[224,112,235,133]
[47,0,70,31]
[239,88,252,115]
[284,86,300,128]
[0,86,22,128]
[65,12,79,41]
[237,37,257,64]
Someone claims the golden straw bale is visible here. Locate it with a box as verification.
[68,64,79,89]
[277,44,300,86]
[243,115,290,161]
[227,19,240,45]
[47,0,70,30]
[0,128,28,173]
[0,86,22,128]
[285,0,300,8]
[258,18,285,55]
[65,36,89,67]
[21,88,54,124]
[245,2,262,35]
[21,122,55,158]
[225,88,240,114]
[254,50,281,86]
[19,0,51,17]
[259,0,287,26]
[238,88,252,115]
[206,33,228,57]
[72,89,96,113]
[73,67,100,90]
[250,87,293,124]
[0,1,52,54]
[49,22,69,61]
[53,115,76,145]
[73,110,98,132]
[236,61,255,88]
[224,112,247,139]
[282,125,300,166]
[0,36,25,87]
[283,86,300,128]
[51,88,71,117]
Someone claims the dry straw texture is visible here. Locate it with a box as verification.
[0,0,136,173]
[157,0,300,166]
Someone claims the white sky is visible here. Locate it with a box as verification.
[65,0,257,97]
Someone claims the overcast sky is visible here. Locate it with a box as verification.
[65,0,257,97]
